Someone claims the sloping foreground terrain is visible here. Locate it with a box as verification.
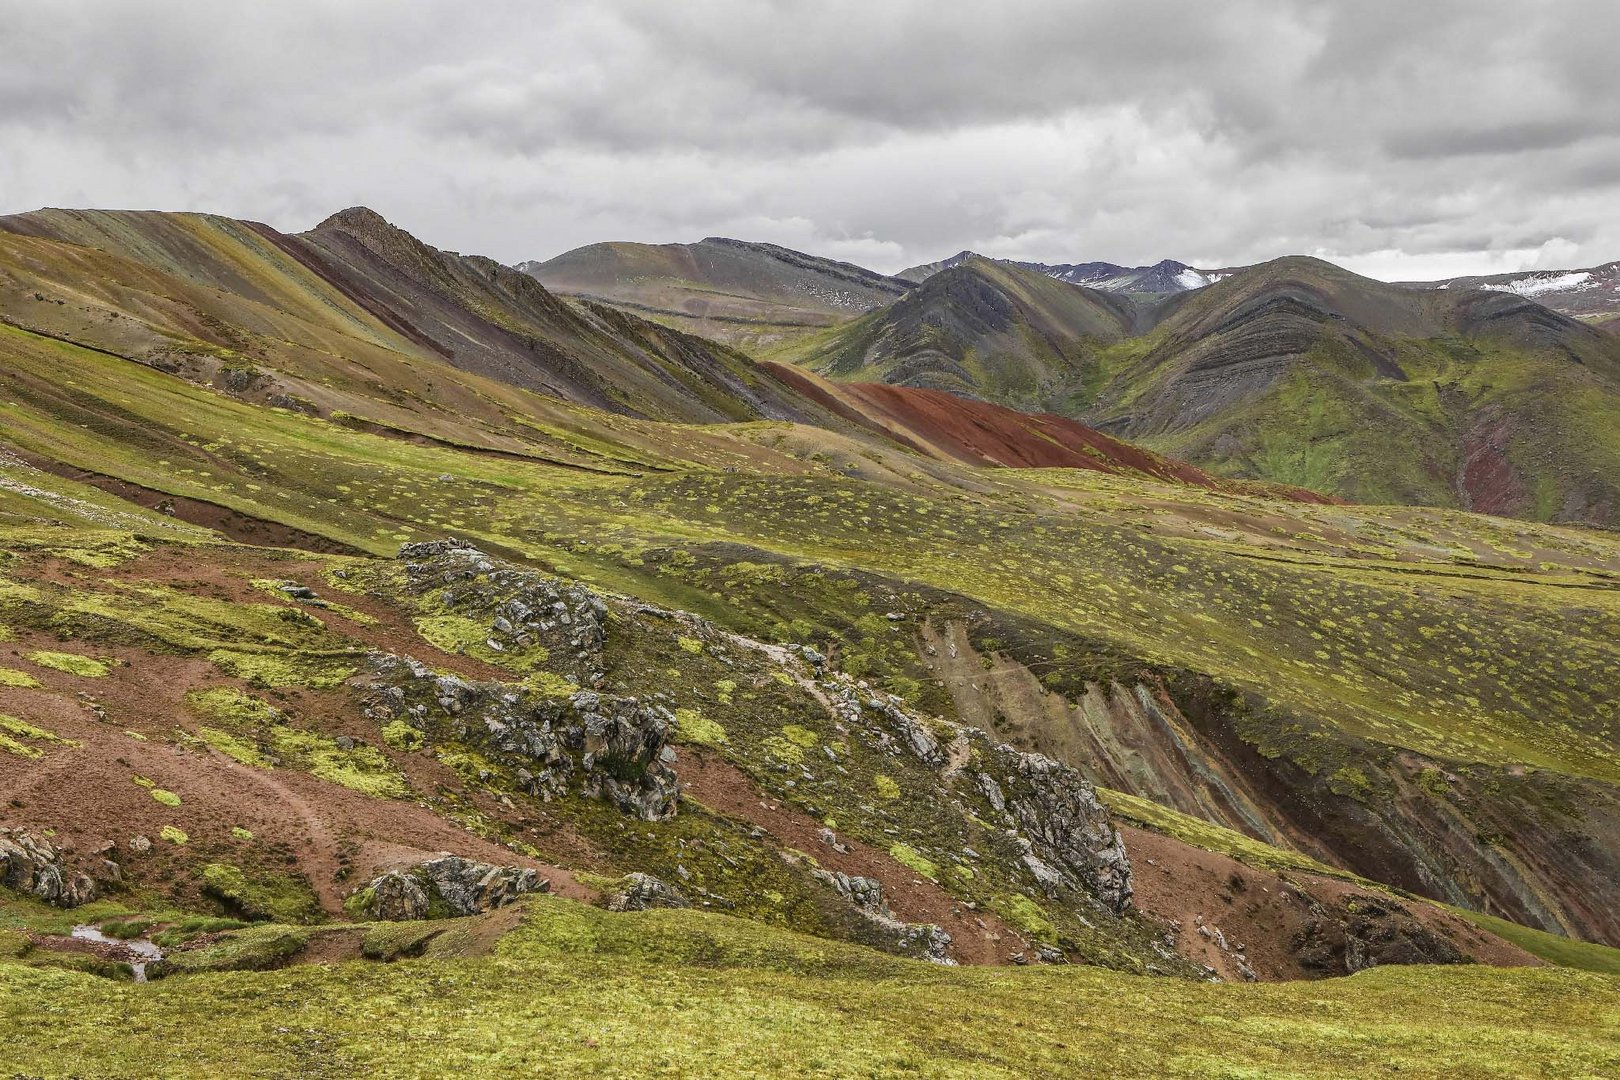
[783,254,1620,526]
[5,894,1618,1078]
[1,206,1619,1075]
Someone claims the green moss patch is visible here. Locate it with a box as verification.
[672,707,727,747]
[207,649,355,689]
[187,688,408,799]
[0,668,40,688]
[0,714,75,758]
[27,650,110,677]
[199,863,322,924]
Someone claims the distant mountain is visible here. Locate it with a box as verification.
[0,206,838,427]
[0,204,1269,500]
[1402,261,1620,323]
[778,256,1138,415]
[791,252,1620,524]
[518,237,911,349]
[898,252,1230,295]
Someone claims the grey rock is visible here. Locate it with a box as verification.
[999,751,1133,912]
[812,869,888,914]
[352,855,548,920]
[0,828,96,907]
[605,872,689,912]
[360,652,680,821]
[361,868,432,921]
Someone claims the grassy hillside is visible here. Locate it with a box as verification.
[4,894,1618,1078]
[3,205,1620,1073]
[0,207,839,427]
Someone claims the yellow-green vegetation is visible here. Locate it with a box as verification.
[414,613,548,671]
[672,707,727,746]
[199,863,322,924]
[3,896,1618,1077]
[26,650,110,677]
[379,718,425,751]
[149,788,182,807]
[888,843,938,881]
[873,774,901,799]
[159,825,189,845]
[1099,787,1360,881]
[1447,907,1620,976]
[0,668,40,688]
[186,687,408,799]
[208,648,355,689]
[0,714,74,759]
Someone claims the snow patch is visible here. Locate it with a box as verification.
[1481,271,1594,298]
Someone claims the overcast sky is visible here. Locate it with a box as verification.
[4,0,1617,279]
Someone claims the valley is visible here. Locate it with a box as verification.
[2,204,1618,1077]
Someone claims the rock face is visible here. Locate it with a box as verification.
[0,827,96,907]
[1000,752,1133,912]
[352,855,548,920]
[842,675,1135,915]
[360,653,681,820]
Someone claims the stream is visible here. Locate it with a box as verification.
[71,925,163,982]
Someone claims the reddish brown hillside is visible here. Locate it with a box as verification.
[763,361,1336,502]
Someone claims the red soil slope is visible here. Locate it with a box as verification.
[763,362,1337,503]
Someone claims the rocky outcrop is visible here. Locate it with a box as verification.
[604,873,688,912]
[1292,895,1467,976]
[351,855,547,920]
[398,539,608,678]
[0,827,96,907]
[809,867,955,964]
[359,653,681,820]
[826,671,1135,916]
[999,751,1133,912]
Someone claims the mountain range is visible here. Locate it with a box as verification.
[518,236,912,351]
[3,203,1619,1076]
[896,250,1230,294]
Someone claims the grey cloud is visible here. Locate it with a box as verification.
[1,0,1618,278]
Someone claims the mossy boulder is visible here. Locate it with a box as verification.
[349,856,548,921]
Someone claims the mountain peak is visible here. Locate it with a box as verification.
[311,205,397,236]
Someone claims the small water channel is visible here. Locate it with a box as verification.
[71,925,163,982]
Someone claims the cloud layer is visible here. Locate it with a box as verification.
[3,0,1616,278]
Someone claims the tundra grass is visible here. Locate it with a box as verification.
[1,896,1617,1078]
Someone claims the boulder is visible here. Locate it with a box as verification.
[604,873,689,912]
[0,828,96,907]
[351,855,548,920]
